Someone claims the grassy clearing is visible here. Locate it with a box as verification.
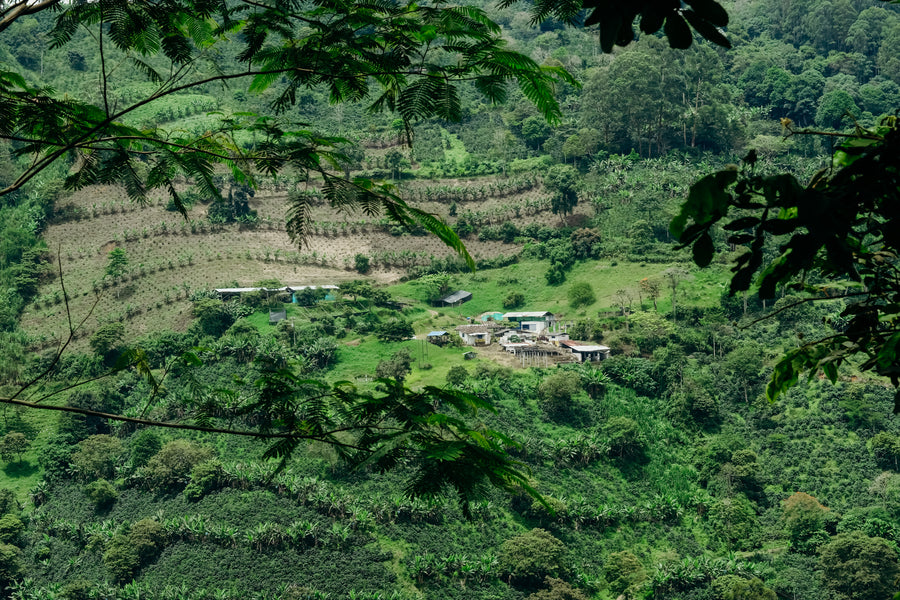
[387,259,730,319]
[442,130,469,166]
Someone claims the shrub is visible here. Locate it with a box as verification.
[354,254,371,274]
[103,536,140,583]
[526,577,589,600]
[183,460,224,501]
[0,543,22,587]
[603,417,645,459]
[783,492,830,554]
[85,479,118,510]
[820,531,899,600]
[446,365,468,388]
[376,348,413,381]
[498,528,567,587]
[567,282,595,309]
[129,430,162,468]
[503,292,525,309]
[0,433,28,463]
[375,319,414,342]
[604,551,646,597]
[71,435,124,480]
[0,490,18,516]
[0,515,23,545]
[538,372,581,416]
[143,440,214,490]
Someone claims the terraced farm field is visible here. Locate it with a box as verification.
[24,175,584,350]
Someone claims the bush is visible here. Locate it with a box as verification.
[103,536,140,583]
[129,429,162,468]
[603,417,645,459]
[604,551,646,596]
[143,440,214,490]
[782,492,830,554]
[538,372,581,416]
[503,292,525,309]
[820,531,899,600]
[85,479,118,510]
[71,435,125,480]
[0,490,18,516]
[0,543,22,586]
[354,254,371,274]
[376,348,413,381]
[0,515,23,545]
[498,528,567,587]
[183,460,224,501]
[0,432,28,463]
[375,319,414,342]
[446,365,468,388]
[526,577,589,600]
[567,282,595,309]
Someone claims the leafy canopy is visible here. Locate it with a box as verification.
[672,119,900,407]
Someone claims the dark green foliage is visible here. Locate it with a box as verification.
[498,528,567,587]
[207,184,256,224]
[353,254,370,275]
[819,531,900,600]
[538,371,582,417]
[783,492,831,555]
[142,441,214,491]
[105,247,129,279]
[129,430,162,468]
[0,489,18,515]
[89,322,126,362]
[568,319,604,343]
[192,298,234,337]
[712,575,776,600]
[0,514,23,545]
[38,433,76,480]
[673,121,900,406]
[567,282,595,309]
[376,348,413,382]
[604,551,646,596]
[446,366,468,388]
[545,164,579,222]
[0,431,28,462]
[0,543,22,586]
[526,577,590,600]
[103,535,141,583]
[503,292,525,310]
[375,319,414,342]
[71,434,125,481]
[570,228,601,260]
[84,479,118,510]
[60,580,94,600]
[183,460,224,502]
[708,495,758,550]
[603,416,645,459]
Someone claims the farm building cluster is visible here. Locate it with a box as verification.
[454,310,610,365]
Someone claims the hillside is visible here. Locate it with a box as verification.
[1,0,899,598]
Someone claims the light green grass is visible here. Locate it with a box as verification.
[442,131,469,166]
[387,259,730,320]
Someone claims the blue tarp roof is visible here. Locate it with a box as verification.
[427,331,448,336]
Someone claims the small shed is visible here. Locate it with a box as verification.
[560,340,611,362]
[437,290,472,307]
[426,330,449,345]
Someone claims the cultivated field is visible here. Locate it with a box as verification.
[24,174,586,349]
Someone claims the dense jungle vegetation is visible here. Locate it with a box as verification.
[0,0,899,598]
